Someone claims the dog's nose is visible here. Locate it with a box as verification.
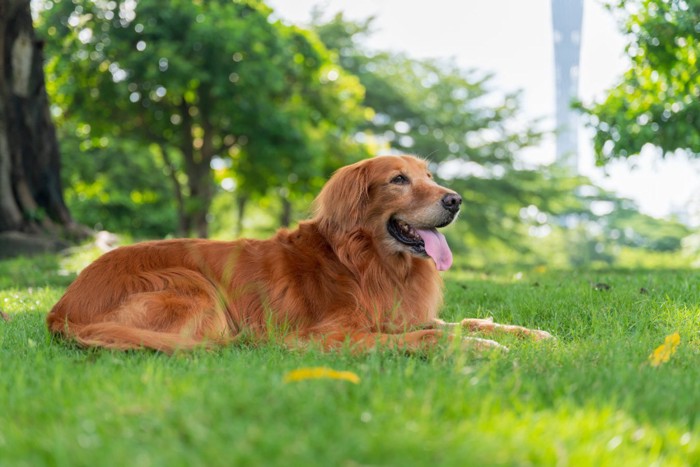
[441,193,462,213]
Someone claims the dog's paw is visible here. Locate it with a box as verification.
[528,329,555,341]
[460,336,508,352]
[460,318,555,341]
[460,317,496,332]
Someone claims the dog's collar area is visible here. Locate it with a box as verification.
[387,217,427,255]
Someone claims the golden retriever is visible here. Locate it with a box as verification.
[47,155,551,352]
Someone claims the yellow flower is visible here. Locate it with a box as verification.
[649,332,681,367]
[283,367,360,384]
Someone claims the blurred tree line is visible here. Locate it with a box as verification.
[40,0,576,242]
[16,0,695,267]
[580,0,699,266]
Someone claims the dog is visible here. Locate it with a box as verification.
[47,155,551,353]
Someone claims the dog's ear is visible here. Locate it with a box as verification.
[314,162,370,232]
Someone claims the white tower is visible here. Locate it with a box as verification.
[551,0,584,172]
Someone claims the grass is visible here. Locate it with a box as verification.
[1,250,699,466]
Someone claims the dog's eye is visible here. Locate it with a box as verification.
[391,174,409,185]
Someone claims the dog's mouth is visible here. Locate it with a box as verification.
[387,218,453,271]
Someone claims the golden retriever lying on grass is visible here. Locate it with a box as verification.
[47,155,551,352]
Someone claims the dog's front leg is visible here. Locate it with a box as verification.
[400,320,510,352]
[285,329,506,353]
[455,317,554,341]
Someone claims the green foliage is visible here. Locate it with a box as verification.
[603,204,691,252]
[315,14,534,160]
[545,187,692,268]
[38,0,368,236]
[582,0,700,162]
[447,180,694,270]
[2,253,700,464]
[574,189,691,266]
[35,2,694,267]
[60,126,178,236]
[312,13,590,245]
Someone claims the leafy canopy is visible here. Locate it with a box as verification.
[39,0,367,236]
[583,0,700,163]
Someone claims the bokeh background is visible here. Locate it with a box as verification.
[3,0,698,269]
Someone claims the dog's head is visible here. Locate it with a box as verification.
[314,155,461,270]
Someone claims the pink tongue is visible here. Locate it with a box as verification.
[416,228,453,271]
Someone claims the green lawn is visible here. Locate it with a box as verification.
[1,251,699,466]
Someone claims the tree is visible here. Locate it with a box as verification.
[313,12,580,243]
[59,133,179,237]
[40,0,367,237]
[0,0,79,256]
[583,0,700,163]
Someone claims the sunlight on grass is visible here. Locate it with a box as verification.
[58,244,110,275]
[463,403,699,465]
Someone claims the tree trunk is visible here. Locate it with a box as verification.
[158,143,188,236]
[188,163,212,238]
[180,100,213,238]
[280,196,292,228]
[0,0,77,250]
[235,194,247,237]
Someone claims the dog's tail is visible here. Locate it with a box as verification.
[48,319,228,353]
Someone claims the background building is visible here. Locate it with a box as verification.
[551,0,584,172]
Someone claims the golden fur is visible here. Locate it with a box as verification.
[47,155,550,352]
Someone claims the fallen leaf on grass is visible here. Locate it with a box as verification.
[283,367,360,384]
[649,332,681,367]
[0,310,10,322]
